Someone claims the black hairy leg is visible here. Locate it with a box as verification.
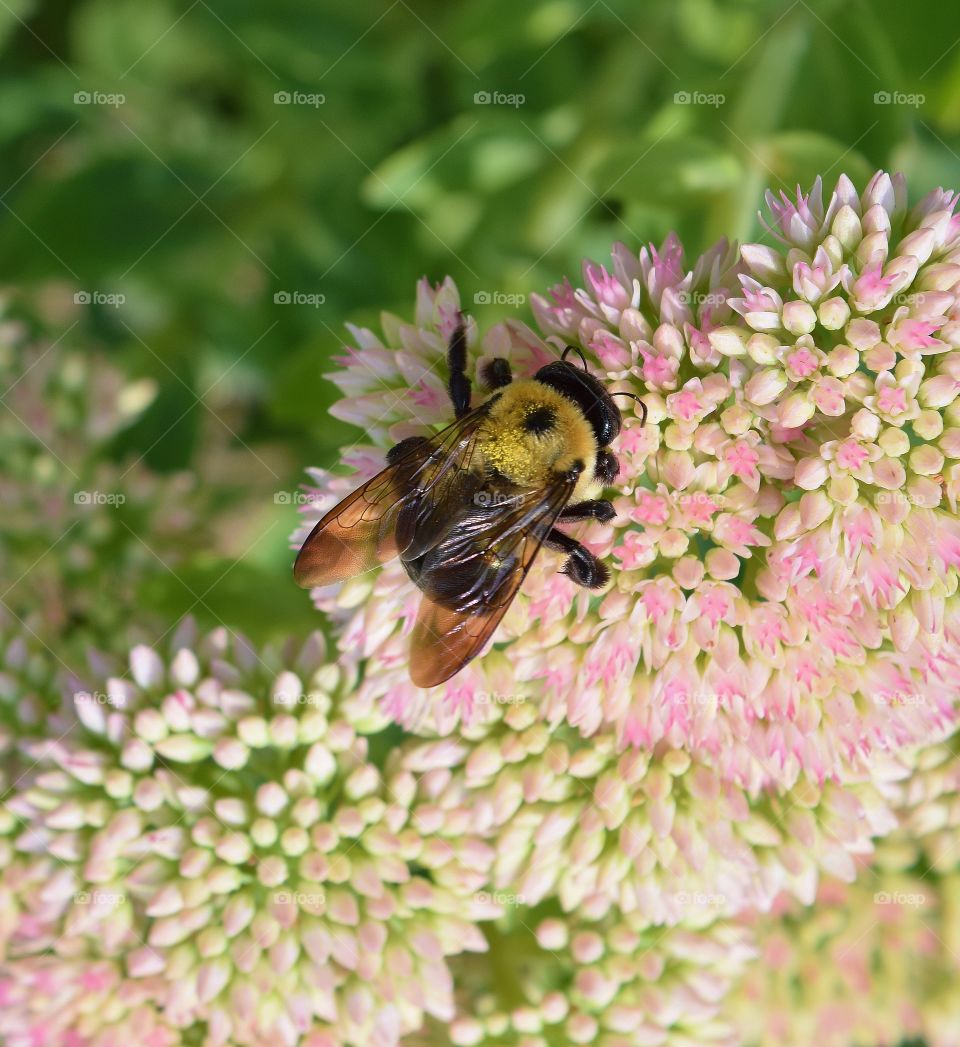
[479,356,513,390]
[594,448,619,485]
[545,528,610,589]
[447,319,472,418]
[560,499,616,523]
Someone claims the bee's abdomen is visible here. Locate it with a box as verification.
[400,492,520,613]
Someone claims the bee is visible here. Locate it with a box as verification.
[294,317,645,688]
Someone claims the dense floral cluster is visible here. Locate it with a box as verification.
[411,909,755,1047]
[395,701,895,925]
[3,171,960,1045]
[724,721,960,1047]
[299,172,960,797]
[1,626,490,1045]
[0,320,209,652]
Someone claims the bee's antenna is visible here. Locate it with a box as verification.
[611,390,647,425]
[561,344,589,371]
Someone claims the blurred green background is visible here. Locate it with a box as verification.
[1,0,960,657]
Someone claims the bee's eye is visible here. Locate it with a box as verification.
[523,406,555,435]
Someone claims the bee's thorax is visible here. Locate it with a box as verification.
[476,379,597,490]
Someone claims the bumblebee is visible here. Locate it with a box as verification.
[294,318,644,688]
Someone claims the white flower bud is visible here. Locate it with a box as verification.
[782,300,817,335]
[817,297,850,330]
[745,368,788,406]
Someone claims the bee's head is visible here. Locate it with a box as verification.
[534,354,622,447]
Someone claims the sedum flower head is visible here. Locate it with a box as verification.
[1,624,490,1046]
[0,955,178,1047]
[297,171,960,792]
[0,325,209,651]
[396,700,896,926]
[728,723,960,1047]
[730,861,960,1047]
[410,906,754,1047]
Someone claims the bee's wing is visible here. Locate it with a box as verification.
[408,469,579,688]
[293,407,487,588]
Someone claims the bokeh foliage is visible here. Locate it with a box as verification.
[0,0,959,656]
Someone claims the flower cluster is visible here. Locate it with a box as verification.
[299,171,960,797]
[1,625,490,1046]
[411,907,755,1047]
[5,170,960,1045]
[730,860,960,1047]
[396,700,895,926]
[0,323,209,653]
[726,721,960,1047]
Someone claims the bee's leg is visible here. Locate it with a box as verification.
[559,499,616,523]
[594,449,619,485]
[479,357,513,390]
[387,435,429,464]
[447,320,472,418]
[545,528,610,589]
